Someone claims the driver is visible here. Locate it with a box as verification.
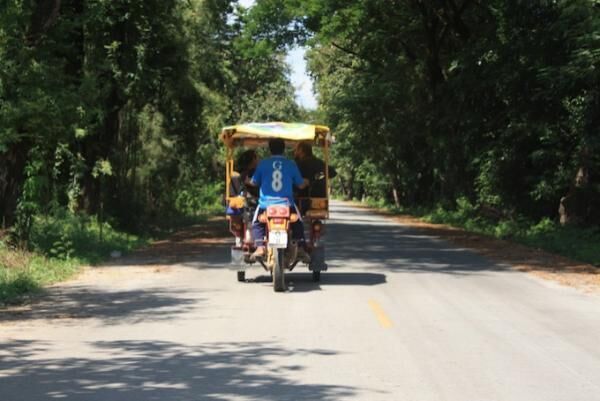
[247,138,309,260]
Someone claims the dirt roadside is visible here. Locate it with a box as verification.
[0,217,232,318]
[354,203,600,293]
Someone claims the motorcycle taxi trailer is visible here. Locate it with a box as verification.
[220,122,332,291]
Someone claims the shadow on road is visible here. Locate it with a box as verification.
[0,287,202,324]
[100,204,507,281]
[105,217,233,267]
[0,340,358,401]
[326,217,508,276]
[115,204,507,278]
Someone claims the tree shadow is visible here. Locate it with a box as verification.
[325,217,509,276]
[163,203,507,278]
[0,286,202,324]
[0,340,360,401]
[99,202,508,278]
[103,218,233,267]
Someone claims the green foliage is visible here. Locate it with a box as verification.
[4,0,597,276]
[414,201,600,266]
[174,181,224,217]
[0,241,79,305]
[91,159,113,179]
[520,220,600,267]
[364,193,600,267]
[1,210,148,305]
[0,0,309,304]
[354,161,389,201]
[29,212,146,264]
[12,154,45,245]
[0,272,41,306]
[1,0,302,237]
[244,0,600,225]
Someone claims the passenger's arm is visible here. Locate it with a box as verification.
[297,178,309,190]
[291,162,309,189]
[244,176,256,187]
[246,163,262,188]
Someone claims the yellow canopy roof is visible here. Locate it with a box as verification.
[220,122,331,147]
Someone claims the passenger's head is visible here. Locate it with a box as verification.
[294,142,313,160]
[237,149,258,172]
[268,138,285,155]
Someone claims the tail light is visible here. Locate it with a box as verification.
[267,205,290,217]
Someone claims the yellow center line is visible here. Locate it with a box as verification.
[368,299,393,328]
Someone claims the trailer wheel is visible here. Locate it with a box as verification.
[237,270,245,282]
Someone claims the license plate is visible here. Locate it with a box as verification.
[268,230,288,248]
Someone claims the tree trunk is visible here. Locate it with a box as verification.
[559,153,590,226]
[0,142,30,225]
[342,170,355,200]
[27,0,62,45]
[392,188,401,208]
[560,89,600,226]
[338,175,348,199]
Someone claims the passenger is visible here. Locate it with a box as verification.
[294,142,337,211]
[247,138,309,260]
[230,149,259,199]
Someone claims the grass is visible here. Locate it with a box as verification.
[29,213,147,264]
[0,213,148,306]
[0,245,80,305]
[0,187,224,306]
[360,196,600,267]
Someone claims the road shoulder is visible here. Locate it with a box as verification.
[0,216,231,322]
[351,201,600,294]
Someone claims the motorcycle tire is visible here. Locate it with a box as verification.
[273,248,286,292]
[312,271,321,282]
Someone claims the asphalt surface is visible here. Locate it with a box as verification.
[1,201,600,401]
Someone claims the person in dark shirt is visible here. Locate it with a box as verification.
[230,149,259,199]
[294,142,337,199]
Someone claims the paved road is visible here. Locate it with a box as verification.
[1,201,600,401]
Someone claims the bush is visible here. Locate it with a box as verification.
[371,197,600,267]
[519,223,600,266]
[1,211,148,305]
[29,211,146,264]
[0,242,79,305]
[174,181,223,217]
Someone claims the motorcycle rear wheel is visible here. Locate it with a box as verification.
[312,271,321,282]
[273,248,286,292]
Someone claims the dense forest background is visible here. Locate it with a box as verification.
[1,0,599,246]
[289,0,600,227]
[0,0,304,240]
